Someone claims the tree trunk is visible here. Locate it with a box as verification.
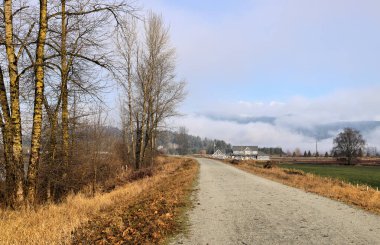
[43,96,61,203]
[49,116,58,162]
[4,0,24,207]
[139,96,147,167]
[46,116,57,203]
[0,66,15,207]
[70,91,77,161]
[61,0,70,168]
[150,129,155,167]
[127,52,135,166]
[27,0,48,206]
[121,118,129,164]
[0,114,15,207]
[135,115,141,170]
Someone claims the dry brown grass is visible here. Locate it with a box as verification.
[0,156,198,245]
[232,161,380,214]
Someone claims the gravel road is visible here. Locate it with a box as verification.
[171,158,380,245]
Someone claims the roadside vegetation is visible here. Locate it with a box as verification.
[0,156,198,244]
[280,163,380,189]
[228,160,380,214]
[0,0,186,212]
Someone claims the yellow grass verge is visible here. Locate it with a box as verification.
[233,162,380,215]
[72,157,198,244]
[0,157,198,245]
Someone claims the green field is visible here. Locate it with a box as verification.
[279,163,380,189]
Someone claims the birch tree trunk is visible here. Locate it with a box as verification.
[4,0,24,207]
[27,0,48,206]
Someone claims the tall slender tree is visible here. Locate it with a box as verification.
[117,12,186,169]
[1,0,30,207]
[27,0,48,206]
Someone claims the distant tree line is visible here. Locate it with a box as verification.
[258,147,284,156]
[157,130,287,156]
[156,130,232,155]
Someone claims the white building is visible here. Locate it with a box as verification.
[212,149,227,159]
[257,152,270,161]
[232,146,270,160]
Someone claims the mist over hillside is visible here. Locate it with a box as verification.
[297,121,380,140]
[174,113,380,153]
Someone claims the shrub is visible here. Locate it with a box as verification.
[263,161,272,169]
[127,168,154,182]
[230,159,240,165]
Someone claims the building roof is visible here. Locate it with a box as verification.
[213,149,226,155]
[232,146,258,151]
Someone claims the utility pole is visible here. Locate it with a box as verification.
[315,139,318,164]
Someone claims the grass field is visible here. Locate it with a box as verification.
[280,163,380,189]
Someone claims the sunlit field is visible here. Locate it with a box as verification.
[280,163,380,189]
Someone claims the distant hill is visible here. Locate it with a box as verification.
[296,121,380,140]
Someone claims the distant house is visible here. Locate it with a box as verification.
[232,146,258,159]
[232,146,270,160]
[212,149,227,159]
[257,151,270,161]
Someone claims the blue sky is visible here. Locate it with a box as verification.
[126,0,380,151]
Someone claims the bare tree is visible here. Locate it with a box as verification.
[38,0,136,202]
[0,0,39,208]
[116,15,138,168]
[332,128,366,165]
[0,0,136,208]
[44,0,135,167]
[116,12,186,169]
[176,126,189,155]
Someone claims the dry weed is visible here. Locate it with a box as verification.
[0,157,198,245]
[72,157,198,244]
[234,162,380,214]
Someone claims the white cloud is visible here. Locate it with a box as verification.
[170,87,380,152]
[141,1,380,153]
[172,114,331,152]
[206,87,380,126]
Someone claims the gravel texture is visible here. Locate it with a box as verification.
[171,158,380,245]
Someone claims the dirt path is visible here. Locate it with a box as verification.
[171,158,380,245]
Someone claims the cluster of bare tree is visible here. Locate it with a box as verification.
[0,0,136,209]
[116,13,186,170]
